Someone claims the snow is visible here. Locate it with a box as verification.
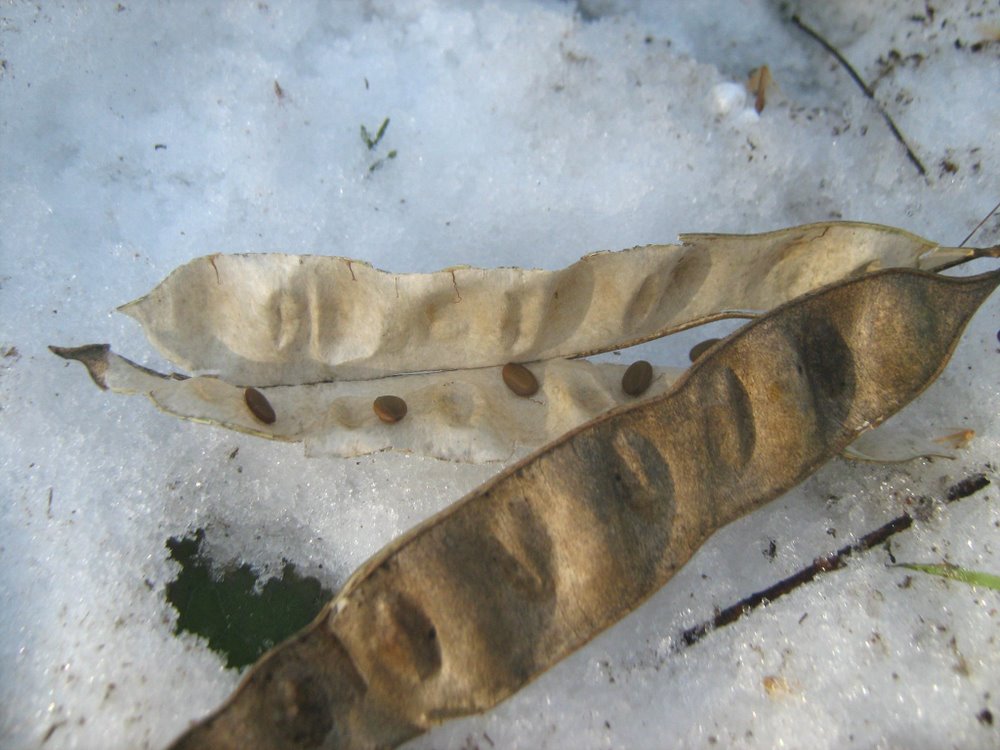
[1,1,998,748]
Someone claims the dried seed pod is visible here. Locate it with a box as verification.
[501,362,539,397]
[688,338,721,362]
[373,395,407,424]
[621,359,653,396]
[117,223,981,385]
[163,268,1000,750]
[55,222,991,462]
[48,349,683,462]
[244,387,276,424]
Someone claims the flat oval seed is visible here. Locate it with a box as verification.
[244,387,276,424]
[688,338,722,363]
[501,362,539,397]
[621,359,653,397]
[373,395,408,424]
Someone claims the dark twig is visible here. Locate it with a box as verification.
[959,198,1000,248]
[677,473,990,650]
[945,473,990,502]
[791,14,927,177]
[679,515,912,648]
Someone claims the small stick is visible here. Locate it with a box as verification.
[679,515,912,648]
[959,198,1000,248]
[677,473,990,650]
[791,14,927,177]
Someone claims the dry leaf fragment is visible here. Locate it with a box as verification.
[932,428,975,450]
[762,674,792,698]
[164,267,1000,750]
[117,222,980,386]
[843,425,977,463]
[747,65,772,113]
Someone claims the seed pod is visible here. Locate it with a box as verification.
[244,387,276,424]
[373,395,407,424]
[116,223,981,386]
[621,359,653,396]
[163,268,1000,750]
[51,223,994,462]
[47,349,684,462]
[502,362,539,397]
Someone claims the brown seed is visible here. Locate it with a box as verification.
[373,395,408,424]
[688,338,721,362]
[501,362,539,397]
[244,387,276,424]
[621,359,653,397]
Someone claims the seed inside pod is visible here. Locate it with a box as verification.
[688,338,721,362]
[621,359,653,397]
[244,387,276,424]
[373,395,408,424]
[501,362,539,397]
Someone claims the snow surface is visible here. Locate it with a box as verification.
[1,1,999,748]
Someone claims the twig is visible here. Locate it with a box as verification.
[959,198,1000,247]
[791,14,927,177]
[677,473,990,650]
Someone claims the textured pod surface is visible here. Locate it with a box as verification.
[164,268,1000,750]
[52,223,991,462]
[118,223,974,386]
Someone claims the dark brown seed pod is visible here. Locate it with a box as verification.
[621,360,653,397]
[501,362,539,397]
[373,395,408,424]
[244,387,276,424]
[163,268,1000,750]
[688,338,721,362]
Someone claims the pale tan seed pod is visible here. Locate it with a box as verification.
[48,349,684,462]
[162,267,1000,750]
[116,223,982,386]
[51,223,996,462]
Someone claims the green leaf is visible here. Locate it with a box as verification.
[360,117,390,150]
[895,562,1000,591]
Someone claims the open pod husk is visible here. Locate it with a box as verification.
[48,347,682,462]
[162,267,1000,750]
[117,222,978,385]
[51,222,994,461]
